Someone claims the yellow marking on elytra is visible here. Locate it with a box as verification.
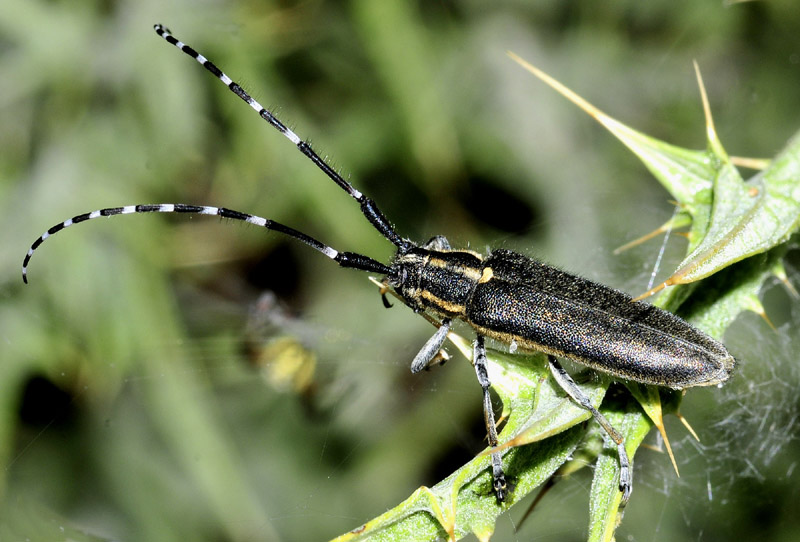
[478,267,494,284]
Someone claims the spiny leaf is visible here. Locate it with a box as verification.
[678,247,787,337]
[507,52,716,205]
[650,65,800,291]
[668,132,800,285]
[509,52,800,293]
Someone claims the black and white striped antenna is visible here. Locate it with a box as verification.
[22,24,410,283]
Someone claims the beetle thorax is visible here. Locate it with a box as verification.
[390,247,484,317]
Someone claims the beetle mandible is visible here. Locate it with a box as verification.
[22,24,735,505]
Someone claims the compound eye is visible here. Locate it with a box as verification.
[400,268,408,286]
[390,267,407,288]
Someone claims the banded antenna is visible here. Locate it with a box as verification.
[22,24,411,283]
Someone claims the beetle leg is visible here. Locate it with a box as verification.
[473,335,508,502]
[547,356,632,506]
[410,318,452,373]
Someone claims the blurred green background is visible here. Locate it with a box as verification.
[3,1,800,540]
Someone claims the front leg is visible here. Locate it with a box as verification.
[410,318,452,374]
[473,336,508,502]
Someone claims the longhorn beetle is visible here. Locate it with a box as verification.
[23,24,735,505]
